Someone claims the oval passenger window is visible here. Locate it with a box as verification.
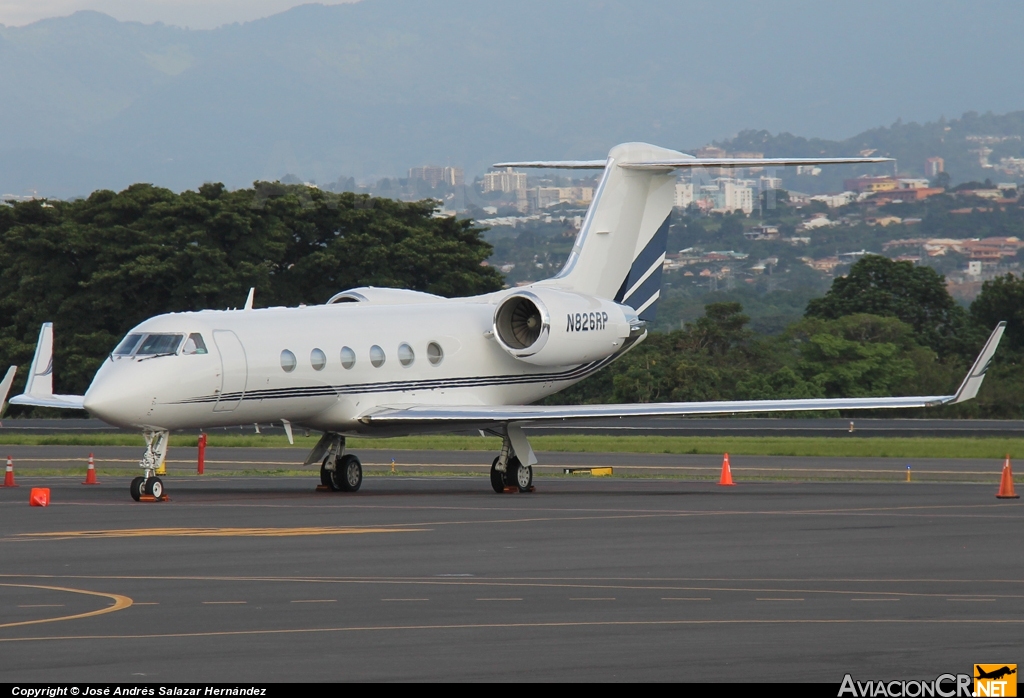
[369,345,386,368]
[340,346,356,369]
[311,348,326,371]
[280,350,297,373]
[427,342,444,366]
[398,343,415,367]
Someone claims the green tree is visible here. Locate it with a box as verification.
[970,273,1024,354]
[804,255,976,357]
[0,183,503,399]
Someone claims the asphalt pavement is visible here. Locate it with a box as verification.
[5,416,1024,437]
[0,471,1021,682]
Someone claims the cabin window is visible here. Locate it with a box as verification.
[340,346,356,369]
[398,343,415,367]
[280,350,297,373]
[114,334,143,356]
[427,342,444,366]
[369,345,386,368]
[311,348,327,371]
[182,333,208,355]
[136,334,184,356]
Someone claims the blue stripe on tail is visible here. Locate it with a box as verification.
[613,214,670,323]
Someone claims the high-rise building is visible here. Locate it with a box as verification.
[925,157,945,178]
[409,166,464,188]
[674,182,694,208]
[482,167,527,193]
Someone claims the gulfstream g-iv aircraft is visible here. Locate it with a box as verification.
[2,143,1007,501]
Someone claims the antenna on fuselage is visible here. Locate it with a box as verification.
[244,287,255,311]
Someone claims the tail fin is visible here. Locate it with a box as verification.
[518,143,682,322]
[495,143,892,323]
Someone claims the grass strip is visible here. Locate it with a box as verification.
[0,433,1023,459]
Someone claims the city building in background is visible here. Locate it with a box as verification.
[408,165,464,188]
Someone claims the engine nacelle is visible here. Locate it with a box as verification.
[492,289,643,366]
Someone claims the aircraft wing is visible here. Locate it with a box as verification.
[363,323,1005,428]
[7,323,86,410]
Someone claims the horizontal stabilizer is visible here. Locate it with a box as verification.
[492,159,608,169]
[9,393,86,410]
[621,156,893,170]
[363,323,1005,428]
[8,322,86,411]
[0,366,16,418]
[495,156,892,171]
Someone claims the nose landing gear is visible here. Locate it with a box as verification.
[130,429,170,502]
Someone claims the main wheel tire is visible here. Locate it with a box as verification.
[146,477,163,498]
[130,476,144,502]
[320,461,332,487]
[503,457,522,489]
[513,462,532,492]
[333,454,362,492]
[490,457,505,493]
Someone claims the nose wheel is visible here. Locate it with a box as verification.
[130,475,167,502]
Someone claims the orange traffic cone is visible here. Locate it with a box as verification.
[718,453,736,486]
[996,455,1019,499]
[3,455,16,487]
[29,488,50,507]
[82,453,99,485]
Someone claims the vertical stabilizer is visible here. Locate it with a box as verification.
[536,142,682,322]
[25,323,54,397]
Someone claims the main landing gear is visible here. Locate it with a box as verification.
[130,429,170,502]
[489,429,534,493]
[310,433,362,493]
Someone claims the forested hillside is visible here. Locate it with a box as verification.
[0,183,502,396]
[3,184,1024,418]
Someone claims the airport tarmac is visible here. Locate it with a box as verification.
[6,417,1024,437]
[0,444,1013,482]
[0,466,1021,682]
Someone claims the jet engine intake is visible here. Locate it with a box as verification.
[492,289,642,366]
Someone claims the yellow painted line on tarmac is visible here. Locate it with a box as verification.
[0,583,132,629]
[570,597,615,601]
[15,526,428,540]
[662,597,711,601]
[133,602,160,606]
[18,604,64,608]
[5,617,1024,644]
[381,598,429,602]
[757,598,804,601]
[851,598,900,602]
[947,598,996,602]
[476,598,522,601]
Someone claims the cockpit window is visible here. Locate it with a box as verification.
[113,334,143,356]
[182,333,208,355]
[136,334,184,356]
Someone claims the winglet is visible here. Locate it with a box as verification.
[244,287,255,311]
[24,322,54,398]
[948,322,1006,404]
[0,366,17,419]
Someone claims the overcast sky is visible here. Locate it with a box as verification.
[0,0,359,29]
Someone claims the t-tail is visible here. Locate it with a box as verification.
[495,143,892,324]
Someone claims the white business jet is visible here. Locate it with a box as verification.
[1,143,1006,501]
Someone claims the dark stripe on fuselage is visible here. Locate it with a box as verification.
[173,345,635,406]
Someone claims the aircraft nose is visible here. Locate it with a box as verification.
[84,369,145,427]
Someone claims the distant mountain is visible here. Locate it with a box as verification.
[717,112,1024,194]
[2,1,1024,197]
